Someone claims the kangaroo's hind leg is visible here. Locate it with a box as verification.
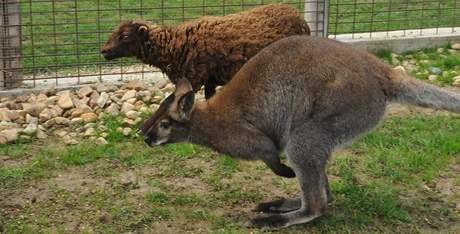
[250,126,332,229]
[253,176,332,213]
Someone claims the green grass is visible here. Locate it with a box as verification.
[375,43,460,86]
[328,0,460,34]
[19,0,460,75]
[1,113,460,232]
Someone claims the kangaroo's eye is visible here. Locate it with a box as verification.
[120,34,129,40]
[159,121,170,129]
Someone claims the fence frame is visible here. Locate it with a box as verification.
[0,0,22,89]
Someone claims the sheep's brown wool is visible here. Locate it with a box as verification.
[101,3,310,98]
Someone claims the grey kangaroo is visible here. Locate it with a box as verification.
[139,35,460,229]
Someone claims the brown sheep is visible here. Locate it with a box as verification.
[101,3,310,99]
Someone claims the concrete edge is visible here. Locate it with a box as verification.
[340,34,460,54]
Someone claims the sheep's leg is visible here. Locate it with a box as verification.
[204,79,217,99]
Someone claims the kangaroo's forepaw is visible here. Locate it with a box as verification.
[277,164,296,178]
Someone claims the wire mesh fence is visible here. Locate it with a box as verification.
[1,0,460,90]
[328,0,460,40]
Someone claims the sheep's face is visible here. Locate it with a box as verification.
[139,79,195,147]
[101,20,149,60]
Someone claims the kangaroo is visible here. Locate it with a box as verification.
[139,35,460,229]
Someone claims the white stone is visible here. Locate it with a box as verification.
[123,118,135,126]
[70,118,83,125]
[155,79,168,89]
[122,127,132,136]
[452,76,460,86]
[71,105,93,118]
[0,121,20,131]
[26,114,38,125]
[121,103,135,113]
[46,96,60,105]
[36,129,48,139]
[57,91,74,109]
[105,103,120,116]
[124,80,146,91]
[22,123,38,135]
[452,43,460,50]
[54,129,68,137]
[44,85,57,96]
[97,92,110,108]
[0,128,20,144]
[98,125,108,132]
[78,86,93,97]
[22,102,47,117]
[54,117,70,125]
[428,75,437,81]
[126,98,137,104]
[125,110,140,120]
[81,113,98,123]
[95,137,108,145]
[122,90,136,101]
[63,135,79,145]
[83,123,96,130]
[0,108,12,122]
[84,127,96,137]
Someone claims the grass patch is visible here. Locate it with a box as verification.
[148,207,173,220]
[358,116,460,183]
[146,190,170,205]
[59,142,118,165]
[0,143,30,159]
[332,157,411,225]
[184,209,212,221]
[0,167,27,186]
[375,48,393,64]
[399,44,460,86]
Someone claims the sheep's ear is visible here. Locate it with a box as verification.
[137,25,149,39]
[177,91,195,121]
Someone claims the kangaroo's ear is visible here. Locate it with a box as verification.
[177,91,195,121]
[170,78,194,121]
[175,78,193,96]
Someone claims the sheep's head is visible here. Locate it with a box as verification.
[101,20,150,60]
[139,79,196,147]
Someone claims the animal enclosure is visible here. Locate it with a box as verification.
[0,0,459,89]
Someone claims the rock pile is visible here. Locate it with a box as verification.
[0,80,187,145]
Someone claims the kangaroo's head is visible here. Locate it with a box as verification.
[139,79,195,147]
[101,20,150,60]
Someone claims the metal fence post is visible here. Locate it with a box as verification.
[304,0,328,37]
[1,0,22,89]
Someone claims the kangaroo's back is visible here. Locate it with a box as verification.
[209,36,393,135]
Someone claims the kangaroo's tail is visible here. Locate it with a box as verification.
[390,70,460,113]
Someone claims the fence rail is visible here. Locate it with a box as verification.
[1,0,460,90]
